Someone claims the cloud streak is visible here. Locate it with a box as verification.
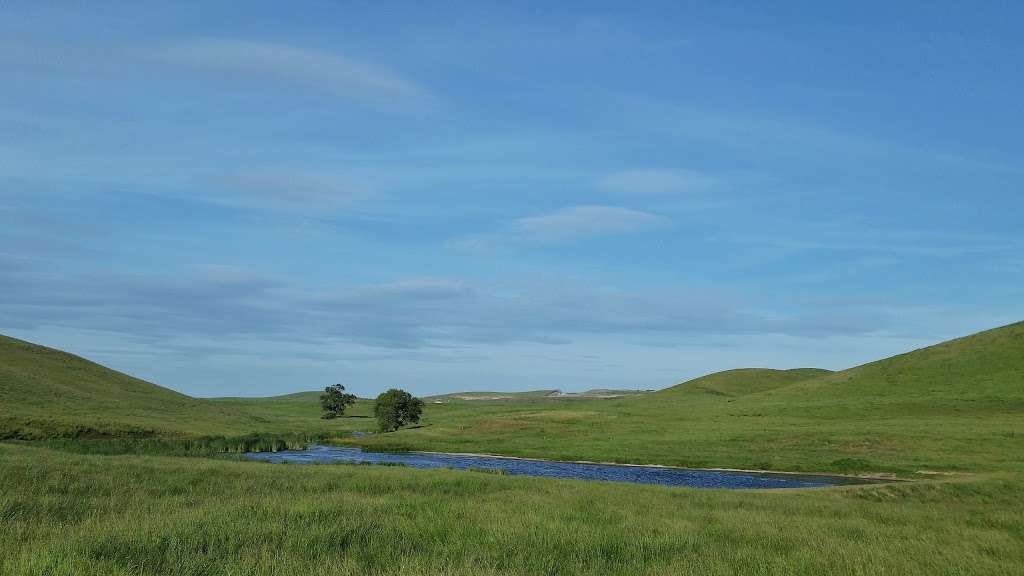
[453,205,669,250]
[162,38,423,103]
[0,255,901,356]
[515,205,667,241]
[208,169,375,215]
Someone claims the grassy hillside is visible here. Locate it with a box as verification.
[2,323,1023,575]
[209,392,377,430]
[4,323,1022,473]
[424,389,560,401]
[0,335,372,439]
[0,335,249,438]
[349,322,1024,474]
[661,367,832,397]
[424,389,651,402]
[768,322,1024,411]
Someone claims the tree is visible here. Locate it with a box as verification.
[374,388,424,432]
[320,384,357,419]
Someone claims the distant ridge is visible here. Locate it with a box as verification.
[425,389,653,402]
[3,320,1022,447]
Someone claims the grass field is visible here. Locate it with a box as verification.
[2,443,1021,576]
[345,325,1024,475]
[1,323,1023,574]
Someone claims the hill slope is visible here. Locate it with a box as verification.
[765,321,1024,411]
[0,335,262,438]
[209,391,376,427]
[352,322,1024,474]
[660,367,832,397]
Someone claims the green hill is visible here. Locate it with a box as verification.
[765,321,1024,412]
[4,324,1023,576]
[423,390,560,401]
[423,389,651,401]
[0,335,251,438]
[661,367,832,397]
[4,322,1023,473]
[0,335,370,439]
[209,391,375,427]
[351,322,1024,474]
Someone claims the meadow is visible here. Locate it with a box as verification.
[1,323,1023,574]
[2,443,1021,576]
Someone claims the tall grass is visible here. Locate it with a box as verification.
[18,433,320,457]
[1,443,1021,576]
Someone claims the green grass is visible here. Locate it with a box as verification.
[2,443,1021,576]
[345,324,1024,475]
[208,393,378,433]
[661,367,833,397]
[0,335,375,440]
[1,322,1023,574]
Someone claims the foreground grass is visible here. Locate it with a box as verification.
[1,443,1022,576]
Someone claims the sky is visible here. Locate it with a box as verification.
[2,1,1022,398]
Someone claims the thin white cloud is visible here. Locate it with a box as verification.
[451,205,669,250]
[162,38,422,103]
[514,205,668,242]
[209,169,374,215]
[599,169,717,195]
[0,257,863,349]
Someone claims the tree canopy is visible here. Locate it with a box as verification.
[320,384,357,419]
[373,388,423,432]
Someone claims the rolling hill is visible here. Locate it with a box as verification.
[2,323,1023,576]
[350,321,1024,474]
[660,367,832,397]
[765,321,1024,409]
[0,335,370,439]
[3,321,1023,473]
[424,389,652,401]
[209,391,376,427]
[0,334,252,438]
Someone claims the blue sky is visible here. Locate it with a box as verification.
[2,1,1022,397]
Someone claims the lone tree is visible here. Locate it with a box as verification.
[374,388,424,432]
[320,384,357,419]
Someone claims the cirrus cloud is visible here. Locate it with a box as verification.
[515,205,668,242]
[452,205,669,250]
[207,169,375,215]
[162,38,423,104]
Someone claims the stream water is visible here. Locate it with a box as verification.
[244,445,879,489]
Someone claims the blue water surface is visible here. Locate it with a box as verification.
[244,445,877,489]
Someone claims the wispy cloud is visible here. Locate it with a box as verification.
[599,169,717,195]
[453,205,669,250]
[162,38,423,103]
[0,257,904,354]
[516,205,668,241]
[207,169,375,215]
